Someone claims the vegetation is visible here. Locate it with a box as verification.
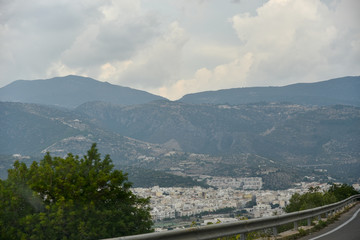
[327,183,360,201]
[0,144,153,240]
[285,183,359,213]
[122,166,210,188]
[195,207,236,218]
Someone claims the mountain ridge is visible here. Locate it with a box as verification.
[1,75,359,108]
[179,76,360,106]
[0,75,166,108]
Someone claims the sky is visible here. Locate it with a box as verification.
[1,0,359,100]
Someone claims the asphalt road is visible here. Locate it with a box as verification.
[299,202,360,240]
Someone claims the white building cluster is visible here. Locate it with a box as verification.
[133,186,247,221]
[132,181,333,224]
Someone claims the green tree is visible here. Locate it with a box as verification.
[328,183,359,201]
[285,191,337,213]
[285,184,358,213]
[0,143,153,240]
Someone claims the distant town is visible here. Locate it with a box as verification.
[133,177,360,231]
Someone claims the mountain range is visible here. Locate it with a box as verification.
[1,75,359,188]
[1,75,359,108]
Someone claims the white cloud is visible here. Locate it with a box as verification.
[149,0,360,100]
[0,0,99,82]
[230,0,360,86]
[154,53,253,100]
[60,1,160,68]
[0,0,161,83]
[96,21,189,89]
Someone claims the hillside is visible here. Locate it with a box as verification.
[0,101,307,189]
[179,76,360,106]
[0,102,82,155]
[1,75,359,188]
[0,75,165,108]
[76,101,360,165]
[0,102,166,162]
[75,100,360,186]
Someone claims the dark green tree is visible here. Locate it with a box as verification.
[0,143,153,240]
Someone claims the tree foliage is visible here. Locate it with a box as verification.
[0,143,153,240]
[327,183,359,201]
[285,183,359,213]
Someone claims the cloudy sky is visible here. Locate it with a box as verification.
[1,0,359,100]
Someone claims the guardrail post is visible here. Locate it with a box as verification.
[307,217,311,226]
[273,227,278,236]
[294,221,298,230]
[240,233,246,240]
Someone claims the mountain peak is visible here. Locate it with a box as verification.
[0,75,166,108]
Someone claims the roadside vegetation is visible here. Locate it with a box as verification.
[285,183,359,213]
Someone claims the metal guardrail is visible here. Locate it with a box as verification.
[103,194,360,240]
